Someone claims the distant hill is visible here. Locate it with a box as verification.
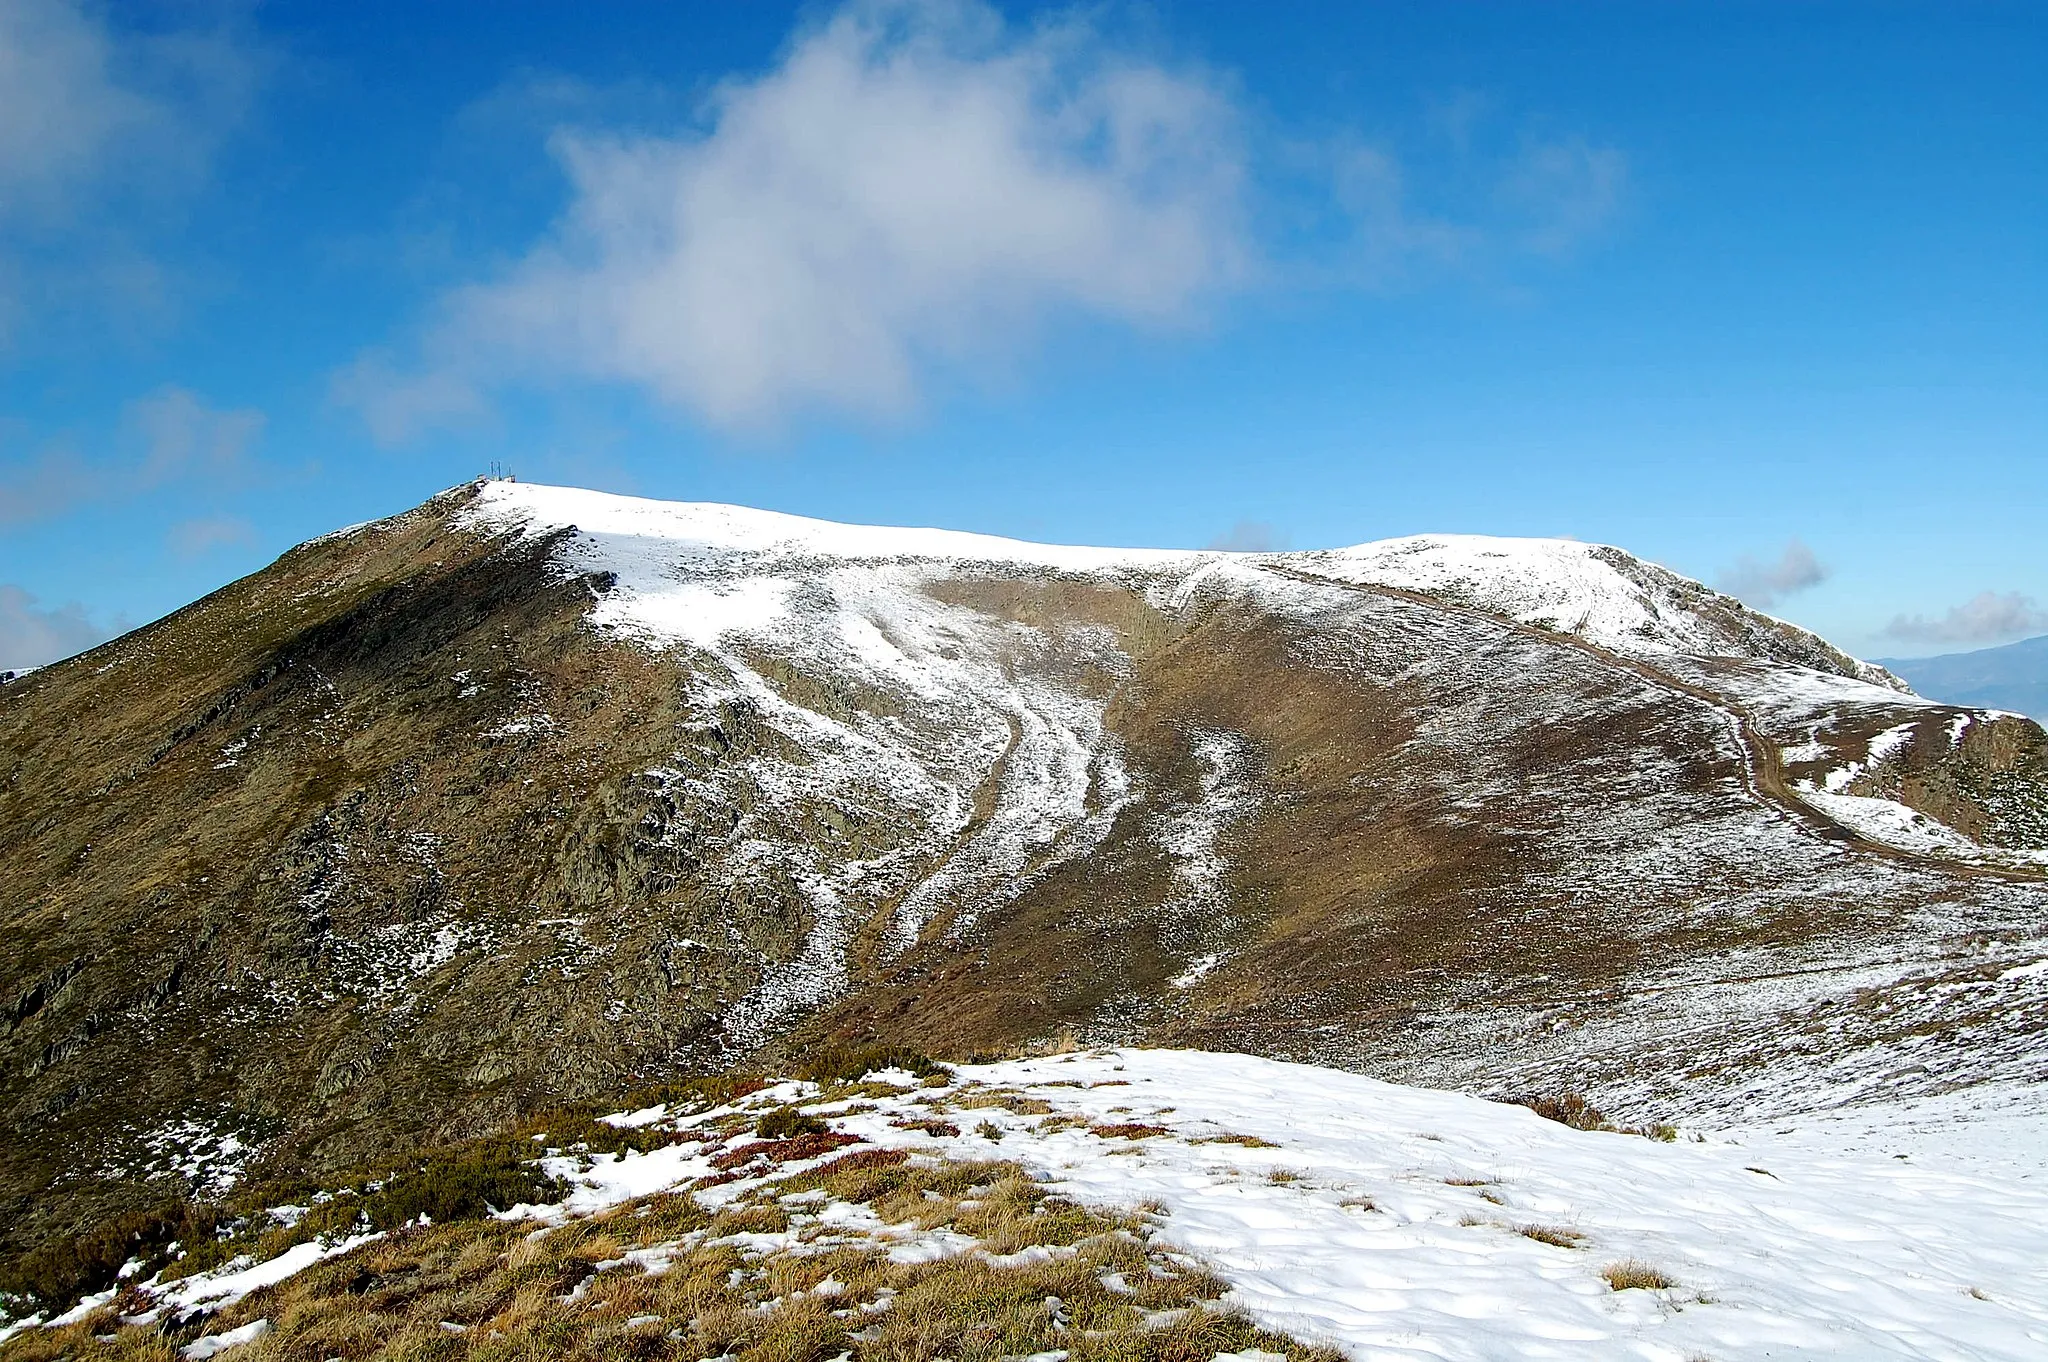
[1880,634,2048,718]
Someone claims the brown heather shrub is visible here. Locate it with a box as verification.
[1603,1259,1677,1291]
[1090,1123,1168,1140]
[1519,1093,1610,1131]
[1515,1094,1679,1142]
[1519,1225,1588,1249]
[710,1131,862,1171]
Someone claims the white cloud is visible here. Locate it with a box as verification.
[0,0,259,336]
[1299,117,1626,289]
[0,0,147,215]
[0,583,111,671]
[1323,139,1477,284]
[1717,539,1828,608]
[343,0,1249,437]
[0,442,93,527]
[126,385,266,482]
[1885,592,2048,648]
[0,386,264,526]
[1500,135,1628,256]
[167,513,256,559]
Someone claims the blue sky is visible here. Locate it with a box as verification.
[1,0,2042,669]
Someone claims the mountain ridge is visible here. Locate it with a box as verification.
[2,478,2044,1297]
[1880,633,2048,719]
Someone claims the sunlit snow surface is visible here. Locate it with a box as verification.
[507,1049,2048,1361]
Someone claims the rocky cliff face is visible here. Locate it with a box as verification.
[4,480,2045,1266]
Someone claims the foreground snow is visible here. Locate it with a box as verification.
[27,1048,2048,1358]
[526,1049,2048,1360]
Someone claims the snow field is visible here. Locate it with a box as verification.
[531,1049,2048,1361]
[29,1049,2048,1359]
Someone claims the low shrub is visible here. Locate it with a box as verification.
[1519,1093,1610,1131]
[1519,1224,1587,1249]
[1603,1259,1676,1291]
[0,1202,224,1311]
[799,1041,950,1085]
[355,1136,564,1230]
[1515,1094,1677,1141]
[754,1106,827,1139]
[890,1116,961,1138]
[709,1131,861,1171]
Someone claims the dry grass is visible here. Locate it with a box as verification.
[1518,1225,1587,1249]
[3,1152,1343,1362]
[888,1116,962,1138]
[1602,1259,1677,1291]
[953,1090,1054,1116]
[1191,1133,1279,1149]
[1516,1095,1678,1142]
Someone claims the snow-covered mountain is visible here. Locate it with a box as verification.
[2,479,2044,1312]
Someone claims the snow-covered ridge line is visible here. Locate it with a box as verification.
[456,480,1894,681]
[461,479,1212,574]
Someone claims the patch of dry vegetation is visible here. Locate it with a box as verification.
[4,1152,1342,1362]
[1602,1259,1677,1291]
[1514,1094,1677,1142]
[0,1075,775,1315]
[1190,1133,1278,1149]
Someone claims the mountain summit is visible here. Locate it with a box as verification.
[3,480,2045,1275]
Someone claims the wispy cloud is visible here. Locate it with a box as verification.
[341,0,1630,444]
[1299,116,1627,290]
[0,582,115,671]
[0,0,261,339]
[341,0,1248,439]
[1500,135,1629,256]
[1717,540,1827,608]
[127,386,266,482]
[0,386,265,526]
[0,442,94,527]
[167,514,257,559]
[1884,592,2048,648]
